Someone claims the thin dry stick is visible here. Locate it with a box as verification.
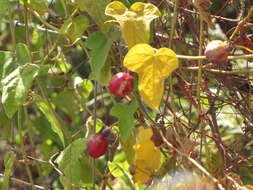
[160,134,225,190]
[0,173,47,190]
[3,20,253,61]
[230,7,253,41]
[196,14,205,162]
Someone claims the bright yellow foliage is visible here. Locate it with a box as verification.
[105,1,160,48]
[132,127,161,185]
[124,44,179,110]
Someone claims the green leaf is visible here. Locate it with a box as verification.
[73,77,93,100]
[0,0,10,21]
[32,115,62,146]
[61,15,89,45]
[56,138,91,189]
[85,31,120,84]
[1,151,16,190]
[16,43,32,65]
[110,99,138,142]
[36,95,65,146]
[1,64,40,118]
[52,89,79,118]
[108,152,129,177]
[0,51,13,86]
[71,0,111,34]
[0,113,11,140]
[20,0,48,13]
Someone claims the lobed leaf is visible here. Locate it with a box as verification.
[85,31,120,84]
[124,44,178,109]
[110,100,138,142]
[105,1,160,48]
[56,138,92,190]
[132,127,161,185]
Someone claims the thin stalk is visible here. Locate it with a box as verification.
[92,81,98,190]
[41,35,61,64]
[61,0,69,18]
[32,11,61,33]
[197,17,204,160]
[8,8,16,53]
[168,0,178,48]
[24,2,30,49]
[17,108,35,190]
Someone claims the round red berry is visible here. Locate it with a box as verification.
[204,40,230,64]
[109,72,134,97]
[87,133,108,158]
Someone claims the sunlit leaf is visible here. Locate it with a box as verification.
[73,77,93,100]
[2,64,40,118]
[105,1,160,48]
[0,51,13,90]
[132,126,161,185]
[108,152,130,177]
[124,44,178,109]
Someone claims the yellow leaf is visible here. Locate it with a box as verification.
[105,1,160,48]
[132,127,161,185]
[124,44,179,110]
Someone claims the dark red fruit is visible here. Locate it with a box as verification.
[144,177,153,186]
[151,127,163,147]
[109,72,134,97]
[87,133,108,158]
[204,40,230,64]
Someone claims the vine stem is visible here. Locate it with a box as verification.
[230,7,253,41]
[31,11,61,33]
[162,0,178,123]
[168,0,178,48]
[177,54,253,60]
[24,1,30,49]
[17,108,35,190]
[8,9,16,53]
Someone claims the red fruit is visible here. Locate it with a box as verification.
[204,40,230,64]
[109,72,134,97]
[151,127,163,147]
[144,177,153,186]
[87,133,108,158]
